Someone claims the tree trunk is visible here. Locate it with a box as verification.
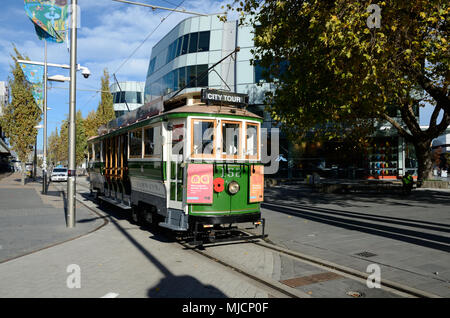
[21,162,26,185]
[413,140,433,187]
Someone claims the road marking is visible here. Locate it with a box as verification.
[101,292,119,298]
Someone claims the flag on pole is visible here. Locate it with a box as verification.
[18,63,44,110]
[24,0,69,44]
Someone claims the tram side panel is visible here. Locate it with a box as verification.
[128,161,168,218]
[88,141,105,195]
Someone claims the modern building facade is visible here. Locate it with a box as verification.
[144,14,274,124]
[110,81,145,118]
[143,14,428,179]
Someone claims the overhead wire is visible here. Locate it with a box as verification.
[80,0,187,111]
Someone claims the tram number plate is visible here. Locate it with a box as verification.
[219,166,241,178]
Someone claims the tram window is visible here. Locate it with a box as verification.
[94,142,101,161]
[192,119,215,158]
[102,141,106,162]
[221,121,242,158]
[144,127,154,156]
[87,144,92,161]
[129,129,143,158]
[245,123,259,159]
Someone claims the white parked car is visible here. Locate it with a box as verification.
[50,167,68,182]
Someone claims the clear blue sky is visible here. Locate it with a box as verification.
[1,0,437,152]
[0,0,227,151]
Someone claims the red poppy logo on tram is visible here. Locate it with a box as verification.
[213,178,225,192]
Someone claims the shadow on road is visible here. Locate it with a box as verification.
[262,203,450,253]
[78,192,227,298]
[265,186,450,208]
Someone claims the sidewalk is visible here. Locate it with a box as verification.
[0,173,284,298]
[0,173,104,263]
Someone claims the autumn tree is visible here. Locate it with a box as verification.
[95,68,115,128]
[59,110,87,166]
[84,110,99,139]
[225,0,449,184]
[0,47,42,184]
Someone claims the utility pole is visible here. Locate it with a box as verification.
[67,0,78,228]
[42,39,48,194]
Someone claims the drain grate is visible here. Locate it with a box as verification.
[355,251,377,258]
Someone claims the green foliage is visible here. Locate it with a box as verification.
[225,0,449,180]
[0,46,42,164]
[95,68,115,128]
[58,110,87,166]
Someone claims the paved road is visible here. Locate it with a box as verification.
[260,184,450,296]
[0,174,285,298]
[1,173,448,298]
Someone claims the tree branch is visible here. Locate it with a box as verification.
[380,113,413,141]
[417,74,450,114]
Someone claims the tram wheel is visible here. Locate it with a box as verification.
[130,205,142,225]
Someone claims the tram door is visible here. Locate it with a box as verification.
[167,121,185,211]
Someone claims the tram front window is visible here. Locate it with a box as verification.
[246,123,258,159]
[192,119,215,158]
[222,121,241,158]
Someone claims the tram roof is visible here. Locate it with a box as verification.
[90,91,262,141]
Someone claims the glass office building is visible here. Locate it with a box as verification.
[110,81,145,118]
[143,15,422,179]
[144,15,274,114]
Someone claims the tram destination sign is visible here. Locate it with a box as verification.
[201,89,248,106]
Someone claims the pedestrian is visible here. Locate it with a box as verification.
[402,172,413,195]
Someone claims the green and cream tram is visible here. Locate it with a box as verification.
[87,90,265,244]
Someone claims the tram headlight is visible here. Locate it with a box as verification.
[228,181,240,195]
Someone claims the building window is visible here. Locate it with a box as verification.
[129,129,142,158]
[198,31,210,52]
[179,67,186,88]
[181,34,189,55]
[188,32,199,54]
[254,59,288,83]
[125,91,137,104]
[187,65,197,88]
[148,57,156,75]
[196,64,208,87]
[164,31,211,65]
[119,91,126,103]
[136,92,142,104]
[147,64,208,97]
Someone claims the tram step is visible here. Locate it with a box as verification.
[98,196,132,210]
[159,208,188,231]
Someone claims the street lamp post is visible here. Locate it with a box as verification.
[43,40,48,194]
[67,0,78,228]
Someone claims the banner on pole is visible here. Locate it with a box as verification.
[24,0,69,43]
[19,63,44,110]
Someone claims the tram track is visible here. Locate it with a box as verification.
[72,180,439,298]
[72,180,302,298]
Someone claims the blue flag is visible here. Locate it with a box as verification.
[19,62,44,110]
[24,0,69,44]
